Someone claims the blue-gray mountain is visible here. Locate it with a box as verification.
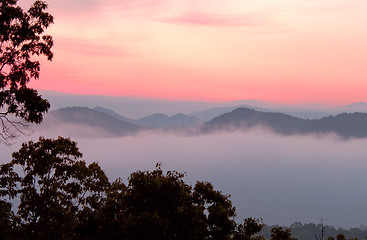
[43,106,367,138]
[93,106,202,128]
[93,106,136,123]
[202,108,367,138]
[44,107,142,136]
[190,102,367,121]
[43,107,201,136]
[190,104,272,121]
[136,113,202,128]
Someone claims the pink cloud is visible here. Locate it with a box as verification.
[46,0,166,16]
[266,0,367,14]
[54,38,126,57]
[160,12,263,27]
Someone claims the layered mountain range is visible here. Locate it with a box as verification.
[202,108,367,138]
[41,105,367,138]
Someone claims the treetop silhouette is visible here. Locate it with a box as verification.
[0,0,53,144]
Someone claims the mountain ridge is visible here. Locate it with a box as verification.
[42,106,367,139]
[202,107,367,138]
[43,107,143,137]
[137,113,202,128]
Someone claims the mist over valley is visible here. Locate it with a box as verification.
[39,104,367,139]
[2,103,367,228]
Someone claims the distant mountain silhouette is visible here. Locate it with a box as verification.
[202,107,367,138]
[93,106,136,123]
[42,106,367,139]
[333,102,367,114]
[137,113,202,128]
[190,104,330,120]
[44,107,142,136]
[190,105,271,121]
[282,111,329,120]
[341,102,367,108]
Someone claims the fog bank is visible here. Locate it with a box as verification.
[1,129,366,228]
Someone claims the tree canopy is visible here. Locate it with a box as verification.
[0,137,267,240]
[270,227,297,240]
[0,136,109,239]
[0,0,53,144]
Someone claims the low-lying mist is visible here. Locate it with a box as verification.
[1,128,366,228]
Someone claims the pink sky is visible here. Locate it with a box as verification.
[24,0,367,105]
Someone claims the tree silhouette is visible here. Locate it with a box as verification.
[234,217,265,240]
[1,138,267,239]
[0,0,53,144]
[271,227,297,240]
[0,136,110,239]
[0,199,14,239]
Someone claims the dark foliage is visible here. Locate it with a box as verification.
[0,199,14,239]
[0,136,109,239]
[270,227,297,240]
[0,0,53,144]
[0,137,266,240]
[261,223,366,240]
[234,217,266,240]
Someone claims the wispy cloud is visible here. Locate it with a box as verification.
[265,0,367,14]
[55,38,126,57]
[159,12,263,27]
[46,0,167,15]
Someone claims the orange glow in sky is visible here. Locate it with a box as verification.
[25,0,367,105]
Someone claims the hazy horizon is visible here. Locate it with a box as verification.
[40,90,367,119]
